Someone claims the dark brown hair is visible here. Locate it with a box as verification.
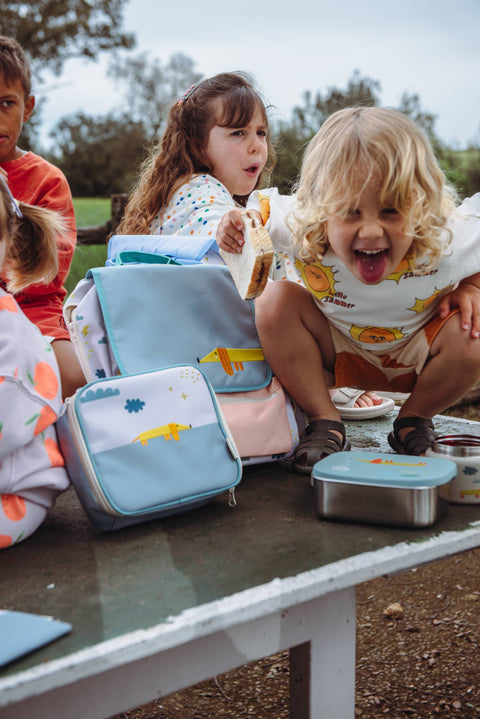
[0,35,32,97]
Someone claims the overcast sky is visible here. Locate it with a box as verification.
[38,0,480,149]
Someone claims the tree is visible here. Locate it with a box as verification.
[272,71,382,193]
[440,146,480,199]
[1,1,135,151]
[108,51,203,140]
[270,123,308,194]
[396,92,438,147]
[270,72,466,196]
[50,111,149,197]
[0,0,134,76]
[395,93,480,196]
[48,51,203,197]
[291,69,382,140]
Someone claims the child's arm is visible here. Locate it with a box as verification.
[438,273,480,339]
[0,381,49,459]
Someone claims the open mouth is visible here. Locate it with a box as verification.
[355,248,389,283]
[244,165,259,176]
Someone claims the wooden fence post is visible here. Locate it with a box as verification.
[76,194,129,245]
[111,194,129,232]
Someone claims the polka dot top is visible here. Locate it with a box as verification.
[149,174,236,262]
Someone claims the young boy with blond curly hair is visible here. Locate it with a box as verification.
[218,107,480,471]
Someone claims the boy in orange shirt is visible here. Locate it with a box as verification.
[0,35,85,398]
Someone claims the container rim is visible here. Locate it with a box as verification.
[312,474,452,490]
[431,434,480,457]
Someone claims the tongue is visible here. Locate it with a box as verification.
[356,251,388,283]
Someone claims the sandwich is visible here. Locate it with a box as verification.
[219,209,274,300]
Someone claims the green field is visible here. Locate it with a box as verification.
[67,198,111,293]
[73,197,111,227]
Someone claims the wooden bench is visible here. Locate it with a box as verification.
[2,412,480,719]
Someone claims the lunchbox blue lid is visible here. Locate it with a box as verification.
[311,451,456,488]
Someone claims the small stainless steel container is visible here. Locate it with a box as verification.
[426,434,480,504]
[312,451,456,528]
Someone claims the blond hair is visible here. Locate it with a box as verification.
[293,107,457,271]
[0,178,65,293]
[117,71,276,235]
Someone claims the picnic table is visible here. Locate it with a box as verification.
[2,412,480,719]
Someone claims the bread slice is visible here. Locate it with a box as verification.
[219,210,274,300]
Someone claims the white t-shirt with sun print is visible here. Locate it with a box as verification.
[249,190,480,352]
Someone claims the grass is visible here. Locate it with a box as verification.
[66,198,111,294]
[66,244,109,293]
[73,197,111,227]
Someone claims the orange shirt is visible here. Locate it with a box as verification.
[1,152,77,339]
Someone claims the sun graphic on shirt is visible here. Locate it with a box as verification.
[294,259,336,300]
[408,289,444,314]
[387,254,417,284]
[350,325,405,344]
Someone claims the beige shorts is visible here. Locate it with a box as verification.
[330,310,458,394]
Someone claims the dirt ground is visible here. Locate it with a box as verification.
[112,403,480,719]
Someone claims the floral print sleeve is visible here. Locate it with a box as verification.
[0,293,61,460]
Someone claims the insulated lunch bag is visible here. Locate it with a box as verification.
[57,365,242,530]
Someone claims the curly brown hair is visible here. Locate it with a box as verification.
[117,71,276,235]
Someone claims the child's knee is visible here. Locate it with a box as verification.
[441,327,480,374]
[461,336,480,372]
[255,281,305,329]
[255,282,284,331]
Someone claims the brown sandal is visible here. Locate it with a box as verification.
[388,416,437,456]
[293,419,351,475]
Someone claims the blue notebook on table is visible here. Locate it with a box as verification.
[0,610,72,668]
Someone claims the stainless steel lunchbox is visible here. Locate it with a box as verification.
[312,451,456,528]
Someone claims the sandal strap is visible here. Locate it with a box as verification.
[393,416,434,432]
[393,416,436,455]
[293,419,350,474]
[331,387,365,407]
[306,419,347,440]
